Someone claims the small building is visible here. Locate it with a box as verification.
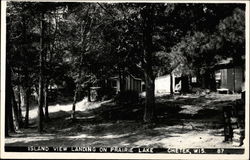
[89,74,142,101]
[215,66,244,93]
[214,58,244,93]
[154,73,191,94]
[110,73,143,93]
[155,74,175,94]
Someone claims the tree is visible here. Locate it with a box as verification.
[6,2,245,127]
[37,11,45,133]
[166,6,245,91]
[217,7,245,68]
[5,63,15,136]
[6,2,36,131]
[6,2,70,132]
[140,4,156,122]
[36,2,68,131]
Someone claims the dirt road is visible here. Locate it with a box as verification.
[5,93,244,148]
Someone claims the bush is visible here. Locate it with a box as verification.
[115,90,139,104]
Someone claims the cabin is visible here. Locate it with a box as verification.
[155,74,175,94]
[89,73,143,101]
[154,73,191,94]
[215,66,244,93]
[214,58,244,93]
[155,57,245,95]
[110,73,143,93]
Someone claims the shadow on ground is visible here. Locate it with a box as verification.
[5,93,241,148]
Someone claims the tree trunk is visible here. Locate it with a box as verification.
[20,15,31,128]
[11,86,20,131]
[70,7,91,119]
[71,52,83,119]
[201,72,209,89]
[143,72,155,122]
[38,12,45,133]
[210,70,217,91]
[24,87,30,128]
[189,75,192,91]
[44,79,49,121]
[8,104,15,133]
[201,69,217,91]
[17,85,23,127]
[38,73,45,133]
[22,68,31,128]
[87,85,91,102]
[6,63,14,136]
[170,73,173,95]
[71,84,79,119]
[44,30,50,121]
[141,5,155,123]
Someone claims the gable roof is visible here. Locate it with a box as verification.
[110,72,142,81]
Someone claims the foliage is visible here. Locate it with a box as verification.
[6,2,245,126]
[168,7,245,77]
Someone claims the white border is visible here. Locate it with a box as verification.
[1,0,249,159]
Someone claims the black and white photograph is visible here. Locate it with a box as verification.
[0,0,249,159]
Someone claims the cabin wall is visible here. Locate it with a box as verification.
[155,74,175,94]
[114,75,142,93]
[217,66,243,93]
[125,75,142,92]
[234,67,243,92]
[116,80,120,93]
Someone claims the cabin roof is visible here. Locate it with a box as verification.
[213,58,242,70]
[110,73,142,81]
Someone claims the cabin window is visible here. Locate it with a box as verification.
[191,77,197,83]
[215,71,221,81]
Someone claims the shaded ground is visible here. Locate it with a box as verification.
[5,93,244,148]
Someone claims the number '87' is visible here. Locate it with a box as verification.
[217,148,224,154]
